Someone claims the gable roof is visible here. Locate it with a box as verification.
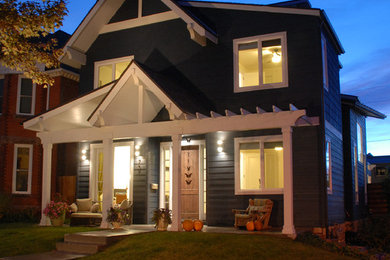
[341,94,386,119]
[367,154,390,164]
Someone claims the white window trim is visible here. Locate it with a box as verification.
[94,55,134,89]
[16,76,36,116]
[0,74,4,115]
[357,122,364,163]
[326,138,332,194]
[234,135,284,195]
[233,31,288,93]
[322,34,329,91]
[12,144,33,194]
[354,144,359,205]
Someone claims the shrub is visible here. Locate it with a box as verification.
[0,207,40,223]
[355,215,390,253]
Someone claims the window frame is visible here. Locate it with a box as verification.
[16,76,36,116]
[12,144,33,194]
[233,31,288,93]
[325,139,332,194]
[94,56,134,89]
[354,144,359,204]
[0,75,4,115]
[357,123,364,163]
[322,34,329,91]
[234,135,284,195]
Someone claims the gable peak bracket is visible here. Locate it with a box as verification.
[187,23,207,47]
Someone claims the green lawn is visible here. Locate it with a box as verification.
[0,223,100,257]
[84,232,357,260]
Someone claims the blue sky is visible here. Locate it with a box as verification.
[61,0,390,156]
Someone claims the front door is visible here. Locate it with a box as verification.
[181,145,199,219]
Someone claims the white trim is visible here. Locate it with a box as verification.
[354,144,359,205]
[40,142,52,225]
[357,122,364,163]
[89,61,183,126]
[94,56,134,89]
[325,138,332,194]
[45,68,80,82]
[170,134,182,231]
[321,34,329,91]
[234,135,284,195]
[23,83,113,130]
[16,76,36,116]
[179,1,321,17]
[138,0,142,18]
[64,46,86,66]
[233,32,288,93]
[100,11,179,34]
[161,0,218,44]
[37,109,307,144]
[12,144,33,194]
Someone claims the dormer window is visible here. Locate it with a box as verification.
[94,56,133,89]
[234,32,288,92]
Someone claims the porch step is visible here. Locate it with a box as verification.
[56,242,102,255]
[64,233,108,245]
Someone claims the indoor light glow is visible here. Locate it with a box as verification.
[114,146,130,190]
[274,146,283,151]
[272,52,281,63]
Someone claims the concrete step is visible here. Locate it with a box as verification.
[56,242,102,255]
[64,233,108,246]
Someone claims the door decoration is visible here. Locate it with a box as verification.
[185,152,192,186]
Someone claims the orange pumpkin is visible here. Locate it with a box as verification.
[193,220,203,231]
[182,219,194,232]
[246,221,255,231]
[254,220,263,231]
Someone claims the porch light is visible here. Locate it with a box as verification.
[81,155,87,160]
[135,151,140,157]
[217,140,223,145]
[81,149,87,154]
[135,145,140,150]
[217,146,223,153]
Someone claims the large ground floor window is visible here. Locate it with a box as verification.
[235,135,284,195]
[13,144,33,194]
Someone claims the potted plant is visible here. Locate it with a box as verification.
[106,206,123,228]
[152,208,172,231]
[43,201,70,227]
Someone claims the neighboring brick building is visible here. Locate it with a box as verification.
[0,30,79,211]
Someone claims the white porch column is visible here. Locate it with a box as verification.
[282,126,296,237]
[100,138,114,228]
[40,142,53,226]
[170,134,182,231]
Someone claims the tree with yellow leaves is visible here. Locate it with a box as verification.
[0,0,67,86]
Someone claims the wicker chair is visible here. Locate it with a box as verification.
[232,199,273,229]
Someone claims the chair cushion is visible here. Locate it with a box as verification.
[90,203,100,213]
[76,198,92,211]
[70,203,78,213]
[71,212,102,218]
[248,205,265,214]
[120,199,129,209]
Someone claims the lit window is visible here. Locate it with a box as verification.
[0,76,4,114]
[325,140,332,193]
[357,123,364,163]
[17,77,35,115]
[235,136,284,195]
[13,144,33,194]
[94,56,133,89]
[322,34,329,91]
[234,32,288,92]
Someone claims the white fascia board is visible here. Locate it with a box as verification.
[37,109,307,144]
[179,1,321,17]
[100,11,179,34]
[23,84,113,130]
[88,62,183,126]
[161,0,218,44]
[64,46,86,66]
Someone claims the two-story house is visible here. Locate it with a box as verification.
[0,30,79,212]
[23,0,385,236]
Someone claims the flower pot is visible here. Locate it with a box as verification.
[111,222,122,229]
[157,218,168,231]
[50,213,65,227]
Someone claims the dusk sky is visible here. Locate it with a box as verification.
[61,0,390,156]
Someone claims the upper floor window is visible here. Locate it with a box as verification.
[234,136,284,195]
[13,144,33,194]
[94,56,133,89]
[322,34,329,91]
[357,123,364,163]
[0,75,4,114]
[233,32,288,93]
[17,76,35,115]
[325,139,332,193]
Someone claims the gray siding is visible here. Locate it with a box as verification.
[133,138,148,224]
[146,138,160,223]
[77,143,90,199]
